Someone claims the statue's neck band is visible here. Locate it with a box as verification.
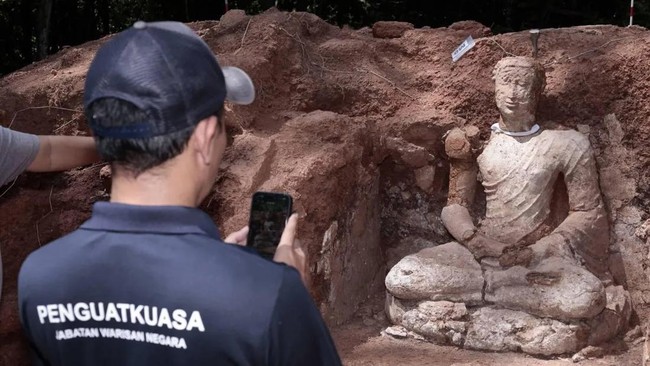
[491,123,541,137]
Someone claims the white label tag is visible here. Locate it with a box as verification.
[451,36,476,62]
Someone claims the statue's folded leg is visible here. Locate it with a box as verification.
[385,242,484,304]
[484,257,606,321]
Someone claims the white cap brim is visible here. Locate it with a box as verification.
[223,66,255,105]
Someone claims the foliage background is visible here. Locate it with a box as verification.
[0,0,647,75]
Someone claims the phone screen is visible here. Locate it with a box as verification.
[247,192,293,259]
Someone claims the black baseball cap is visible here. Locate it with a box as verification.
[84,21,255,139]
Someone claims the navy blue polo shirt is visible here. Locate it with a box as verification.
[18,202,341,366]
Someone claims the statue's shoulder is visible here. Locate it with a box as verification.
[540,128,591,151]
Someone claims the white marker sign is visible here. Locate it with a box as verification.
[451,36,476,62]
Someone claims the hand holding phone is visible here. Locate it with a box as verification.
[223,226,249,246]
[245,191,307,284]
[247,191,293,259]
[273,214,307,284]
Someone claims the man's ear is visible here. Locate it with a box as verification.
[191,116,219,165]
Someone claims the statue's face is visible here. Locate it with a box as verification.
[494,64,542,131]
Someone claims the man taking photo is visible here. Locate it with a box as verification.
[18,20,341,366]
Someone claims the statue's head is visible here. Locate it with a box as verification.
[493,57,546,132]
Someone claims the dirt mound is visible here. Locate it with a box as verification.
[1,8,650,365]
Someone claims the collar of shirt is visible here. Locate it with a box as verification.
[80,202,222,240]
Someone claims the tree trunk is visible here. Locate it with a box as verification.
[98,0,110,34]
[37,0,53,60]
[83,0,98,42]
[20,0,35,64]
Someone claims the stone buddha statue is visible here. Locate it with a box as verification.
[384,56,630,356]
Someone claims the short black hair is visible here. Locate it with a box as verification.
[87,98,223,175]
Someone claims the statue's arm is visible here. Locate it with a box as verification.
[441,128,478,243]
[439,128,508,259]
[533,133,609,273]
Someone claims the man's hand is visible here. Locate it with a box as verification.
[224,226,249,246]
[273,214,307,285]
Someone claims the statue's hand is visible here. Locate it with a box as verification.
[499,246,534,268]
[529,233,574,266]
[466,233,508,260]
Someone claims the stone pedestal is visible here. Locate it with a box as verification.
[385,242,632,356]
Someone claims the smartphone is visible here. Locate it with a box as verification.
[246,191,293,259]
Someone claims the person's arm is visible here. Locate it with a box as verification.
[27,135,100,172]
[267,267,342,366]
[0,126,39,186]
